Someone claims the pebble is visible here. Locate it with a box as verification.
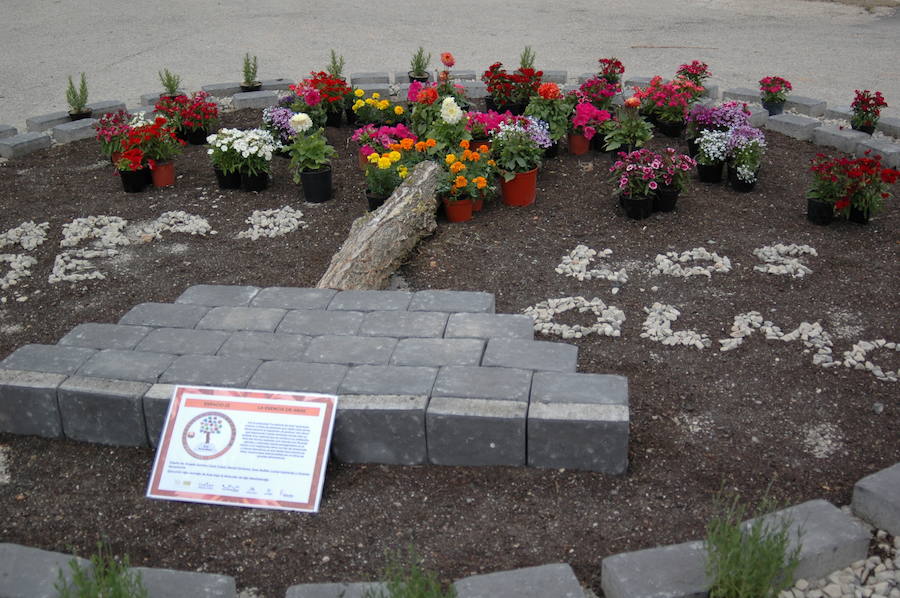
[523,296,625,339]
[650,247,731,278]
[236,206,308,240]
[554,245,628,283]
[0,221,49,251]
[752,243,818,278]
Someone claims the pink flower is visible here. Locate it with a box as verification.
[583,126,595,140]
[407,81,423,102]
[360,145,374,156]
[441,52,455,68]
[649,181,658,190]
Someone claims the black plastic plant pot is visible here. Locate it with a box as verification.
[300,167,333,203]
[120,168,149,193]
[696,161,724,183]
[761,100,785,116]
[366,191,388,212]
[727,166,758,192]
[68,109,93,121]
[240,171,269,192]
[408,71,431,84]
[621,194,653,220]
[806,198,834,226]
[653,186,680,212]
[656,119,685,138]
[240,82,262,92]
[325,110,342,128]
[214,167,241,190]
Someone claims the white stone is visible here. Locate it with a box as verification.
[236,206,307,240]
[0,253,38,289]
[0,221,49,250]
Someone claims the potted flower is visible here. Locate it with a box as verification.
[437,140,499,221]
[241,53,261,92]
[806,152,898,225]
[575,76,621,112]
[65,73,91,120]
[351,90,405,126]
[351,123,418,168]
[262,106,299,155]
[158,68,182,99]
[289,125,336,203]
[653,148,697,211]
[286,81,328,128]
[569,102,612,155]
[524,83,576,156]
[114,146,151,193]
[481,61,543,115]
[364,149,408,211]
[850,89,888,134]
[603,97,653,155]
[685,101,751,155]
[725,126,766,192]
[94,110,133,162]
[610,148,659,220]
[490,116,551,207]
[426,96,469,151]
[155,91,219,145]
[140,117,185,188]
[759,75,792,115]
[465,109,512,149]
[633,76,701,137]
[206,128,244,189]
[409,47,432,83]
[232,128,277,191]
[306,71,352,127]
[598,57,625,85]
[676,60,712,88]
[695,129,728,183]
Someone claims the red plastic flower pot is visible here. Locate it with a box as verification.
[151,161,176,188]
[443,198,474,222]
[568,133,589,156]
[500,168,538,207]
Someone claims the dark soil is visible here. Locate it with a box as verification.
[0,108,898,597]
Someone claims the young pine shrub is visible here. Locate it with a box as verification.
[66,73,89,113]
[327,49,346,79]
[242,53,259,86]
[363,549,456,598]
[158,68,182,96]
[55,543,148,598]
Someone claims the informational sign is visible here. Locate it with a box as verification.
[147,385,337,512]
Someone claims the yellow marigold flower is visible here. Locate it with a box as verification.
[477,144,489,153]
[459,139,470,149]
[487,159,496,167]
[453,175,468,189]
[378,157,392,169]
[475,176,487,189]
[414,141,427,152]
[378,100,390,110]
[450,161,466,174]
[354,88,365,97]
[398,166,409,178]
[388,151,402,162]
[426,138,437,148]
[368,153,380,164]
[365,98,375,106]
[371,92,380,99]
[394,105,405,115]
[400,138,414,150]
[445,153,457,165]
[353,100,365,110]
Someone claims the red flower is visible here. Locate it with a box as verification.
[441,52,455,68]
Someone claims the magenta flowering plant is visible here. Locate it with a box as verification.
[351,123,417,157]
[465,109,514,139]
[571,102,612,140]
[685,101,751,139]
[609,148,664,197]
[286,81,327,127]
[94,109,133,156]
[676,60,712,86]
[656,147,697,191]
[633,76,704,123]
[759,76,792,103]
[575,76,621,111]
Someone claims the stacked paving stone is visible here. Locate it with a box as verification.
[0,285,629,474]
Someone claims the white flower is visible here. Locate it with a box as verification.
[440,97,462,124]
[289,112,312,133]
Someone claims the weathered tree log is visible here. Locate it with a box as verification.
[317,161,439,290]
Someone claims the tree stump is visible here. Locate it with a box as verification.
[317,161,440,290]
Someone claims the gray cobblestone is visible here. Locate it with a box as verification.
[765,113,822,141]
[390,338,486,367]
[812,125,872,153]
[196,306,286,332]
[0,132,52,159]
[328,290,412,311]
[231,90,278,109]
[143,383,175,448]
[542,70,568,84]
[0,124,16,139]
[201,82,243,96]
[359,311,448,338]
[217,331,309,361]
[748,106,769,127]
[0,369,67,438]
[877,115,900,138]
[277,310,364,336]
[339,365,437,396]
[624,76,654,89]
[286,582,386,598]
[444,313,534,340]
[119,302,210,328]
[160,355,262,386]
[332,394,429,465]
[58,323,151,350]
[51,118,98,143]
[601,541,709,598]
[458,81,487,98]
[482,338,578,372]
[785,95,826,117]
[349,72,391,85]
[251,287,336,310]
[722,87,759,103]
[454,563,584,598]
[25,110,70,132]
[259,78,293,91]
[0,543,92,598]
[76,350,175,383]
[58,376,150,446]
[854,137,900,168]
[135,328,231,355]
[825,104,853,121]
[87,100,126,117]
[175,284,260,306]
[130,567,237,598]
[433,365,532,401]
[852,462,900,536]
[408,290,495,313]
[304,336,397,366]
[426,396,527,466]
[1,344,96,375]
[249,361,348,394]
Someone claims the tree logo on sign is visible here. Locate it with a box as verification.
[182,411,236,460]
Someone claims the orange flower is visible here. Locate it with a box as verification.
[477,144,489,153]
[624,96,641,108]
[388,143,402,151]
[474,176,487,189]
[459,139,470,149]
[400,138,414,150]
[470,152,481,162]
[487,159,496,167]
[461,149,473,161]
[453,175,467,188]
[426,138,437,148]
[414,141,427,152]
[441,52,455,68]
[450,161,466,174]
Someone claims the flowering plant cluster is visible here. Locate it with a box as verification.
[598,57,625,84]
[262,106,302,147]
[305,71,352,114]
[490,116,551,179]
[850,89,888,128]
[206,128,276,176]
[466,109,514,140]
[807,151,898,217]
[676,61,712,86]
[695,129,729,165]
[154,91,219,132]
[427,97,469,150]
[288,127,336,176]
[285,81,327,127]
[570,102,612,140]
[604,97,654,151]
[524,83,577,141]
[351,89,405,126]
[481,62,543,106]
[574,76,621,111]
[438,139,498,202]
[115,116,183,171]
[206,128,244,174]
[434,52,468,105]
[685,101,751,139]
[725,125,766,183]
[759,76,792,103]
[351,123,417,159]
[364,137,434,197]
[610,147,696,196]
[633,75,704,123]
[94,110,133,156]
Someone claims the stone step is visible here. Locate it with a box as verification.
[852,462,900,536]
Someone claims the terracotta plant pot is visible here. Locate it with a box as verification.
[150,161,175,188]
[568,133,590,156]
[500,168,538,207]
[443,198,474,222]
[358,149,369,170]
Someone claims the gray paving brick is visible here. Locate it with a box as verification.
[542,70,568,84]
[160,355,262,386]
[143,383,176,448]
[577,72,594,84]
[339,365,437,395]
[328,290,412,311]
[58,376,150,446]
[51,118,98,143]
[0,132,52,159]
[217,331,309,360]
[812,125,871,153]
[304,336,397,366]
[454,563,584,598]
[202,82,244,96]
[76,349,175,383]
[877,115,900,138]
[196,306,286,332]
[0,124,16,139]
[136,328,231,355]
[528,372,629,473]
[119,302,210,328]
[852,463,900,536]
[426,396,527,466]
[748,106,769,128]
[459,81,487,99]
[785,95,826,117]
[601,540,709,598]
[332,394,429,465]
[359,311,448,338]
[765,113,822,141]
[1,344,96,375]
[0,543,92,598]
[251,287,336,309]
[286,582,386,598]
[232,90,279,109]
[482,338,578,372]
[624,76,654,90]
[175,284,260,306]
[58,323,151,350]
[825,105,853,121]
[130,567,237,598]
[409,290,495,313]
[87,100,126,117]
[249,361,348,394]
[140,91,168,105]
[25,110,70,132]
[259,78,293,90]
[390,338,486,367]
[350,71,391,85]
[433,365,532,401]
[722,86,759,103]
[701,84,719,99]
[0,369,67,438]
[854,137,900,168]
[444,313,534,340]
[277,310,364,336]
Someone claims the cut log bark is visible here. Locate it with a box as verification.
[317,161,440,290]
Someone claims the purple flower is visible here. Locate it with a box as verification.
[262,106,300,145]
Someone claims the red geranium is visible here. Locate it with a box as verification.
[598,57,625,82]
[482,62,543,105]
[306,71,352,112]
[155,91,219,131]
[537,82,562,100]
[851,89,888,127]
[807,151,898,217]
